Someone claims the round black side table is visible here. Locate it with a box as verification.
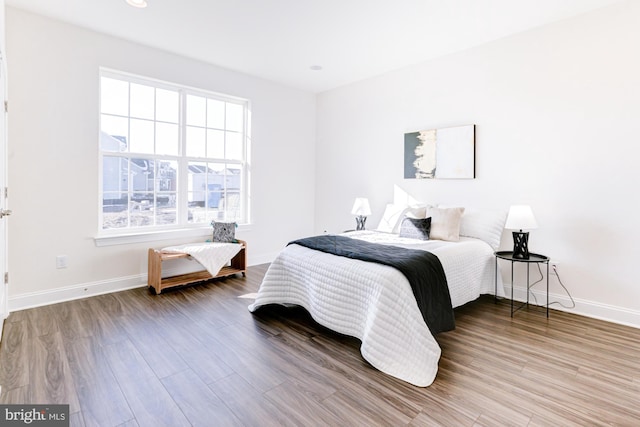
[495,251,550,317]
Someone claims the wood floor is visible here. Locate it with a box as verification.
[1,264,639,427]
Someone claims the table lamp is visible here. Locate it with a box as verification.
[504,205,538,259]
[351,198,372,231]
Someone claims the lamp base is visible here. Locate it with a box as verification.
[512,231,530,259]
[355,216,367,231]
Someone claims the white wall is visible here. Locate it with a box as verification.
[316,1,640,326]
[6,7,316,308]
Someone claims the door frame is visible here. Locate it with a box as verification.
[0,45,8,338]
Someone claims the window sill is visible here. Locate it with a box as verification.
[94,227,213,247]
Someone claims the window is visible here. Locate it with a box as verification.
[99,70,249,233]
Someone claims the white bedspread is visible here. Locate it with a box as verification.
[248,231,504,387]
[162,242,242,276]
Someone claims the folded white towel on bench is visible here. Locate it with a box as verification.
[161,242,242,276]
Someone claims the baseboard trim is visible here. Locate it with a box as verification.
[7,255,278,313]
[503,284,640,329]
[249,251,280,266]
[8,274,148,312]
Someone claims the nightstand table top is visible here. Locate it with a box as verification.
[495,251,549,263]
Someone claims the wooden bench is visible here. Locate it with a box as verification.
[147,240,246,294]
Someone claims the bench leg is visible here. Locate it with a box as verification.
[148,248,162,294]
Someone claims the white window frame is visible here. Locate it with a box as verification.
[95,68,250,246]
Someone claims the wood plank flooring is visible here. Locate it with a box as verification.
[1,263,639,426]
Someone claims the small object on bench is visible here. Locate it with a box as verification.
[147,240,246,294]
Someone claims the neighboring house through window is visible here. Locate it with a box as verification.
[99,69,249,233]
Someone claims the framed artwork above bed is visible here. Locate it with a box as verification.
[404,124,475,179]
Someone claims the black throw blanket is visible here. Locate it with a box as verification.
[289,235,455,334]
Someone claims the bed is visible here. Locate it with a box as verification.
[248,205,506,386]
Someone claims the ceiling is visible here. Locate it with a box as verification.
[5,0,625,93]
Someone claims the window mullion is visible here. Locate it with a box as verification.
[152,88,158,227]
[177,89,188,226]
[126,81,132,229]
[221,104,227,220]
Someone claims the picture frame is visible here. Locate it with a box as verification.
[404,124,475,179]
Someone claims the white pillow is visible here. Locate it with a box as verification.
[459,208,507,250]
[403,205,428,219]
[376,204,407,233]
[427,206,465,241]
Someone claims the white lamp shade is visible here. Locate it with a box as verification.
[505,205,538,230]
[351,198,372,216]
[126,0,148,8]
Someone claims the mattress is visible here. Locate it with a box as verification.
[248,230,504,386]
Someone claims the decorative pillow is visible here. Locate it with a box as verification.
[427,206,465,241]
[399,217,431,240]
[459,208,507,250]
[403,205,428,219]
[211,220,237,243]
[376,203,430,234]
[376,204,406,233]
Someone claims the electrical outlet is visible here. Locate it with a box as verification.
[550,260,559,275]
[56,255,68,269]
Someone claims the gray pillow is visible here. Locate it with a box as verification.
[211,220,237,243]
[398,217,431,240]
